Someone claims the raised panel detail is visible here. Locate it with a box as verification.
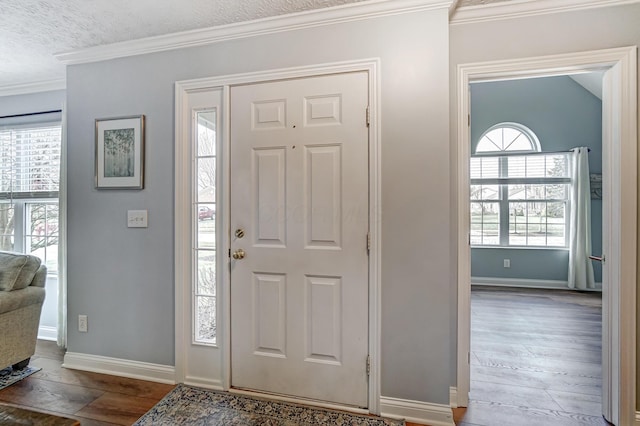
[252,100,286,130]
[305,145,341,249]
[253,148,286,247]
[304,95,342,127]
[305,275,342,365]
[253,273,286,357]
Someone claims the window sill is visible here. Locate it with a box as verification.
[471,245,569,251]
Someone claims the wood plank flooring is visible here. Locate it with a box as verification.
[0,340,174,425]
[3,341,426,425]
[0,288,606,426]
[456,286,609,426]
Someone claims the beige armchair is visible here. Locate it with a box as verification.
[0,252,47,370]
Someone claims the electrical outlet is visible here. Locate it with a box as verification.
[78,315,88,332]
[503,259,511,268]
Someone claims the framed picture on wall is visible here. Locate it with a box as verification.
[95,115,145,189]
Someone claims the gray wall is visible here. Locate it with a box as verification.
[449,0,640,403]
[470,76,603,283]
[0,89,65,333]
[66,9,452,403]
[0,90,64,118]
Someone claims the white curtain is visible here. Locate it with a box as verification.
[57,102,67,347]
[567,147,595,290]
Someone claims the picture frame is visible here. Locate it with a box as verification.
[95,115,145,189]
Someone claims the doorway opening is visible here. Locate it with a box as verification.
[456,47,637,426]
[466,73,605,423]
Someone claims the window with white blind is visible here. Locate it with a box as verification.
[0,123,61,273]
[471,123,570,248]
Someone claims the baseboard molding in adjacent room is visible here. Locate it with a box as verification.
[63,352,175,384]
[635,411,640,425]
[380,396,455,426]
[37,326,57,341]
[471,276,602,291]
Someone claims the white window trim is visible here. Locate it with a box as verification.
[471,123,570,248]
[0,122,61,270]
[475,121,541,154]
[192,108,218,348]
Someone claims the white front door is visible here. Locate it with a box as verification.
[230,72,370,407]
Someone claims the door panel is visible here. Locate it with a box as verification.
[230,72,369,407]
[253,148,286,246]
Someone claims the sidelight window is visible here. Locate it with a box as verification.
[193,110,217,345]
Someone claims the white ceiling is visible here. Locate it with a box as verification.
[0,0,511,92]
[570,72,604,99]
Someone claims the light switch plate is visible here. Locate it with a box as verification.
[127,210,148,228]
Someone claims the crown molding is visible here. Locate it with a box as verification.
[449,0,462,16]
[56,0,452,66]
[451,0,640,25]
[0,78,66,97]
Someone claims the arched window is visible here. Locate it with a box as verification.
[476,122,540,153]
[470,123,570,247]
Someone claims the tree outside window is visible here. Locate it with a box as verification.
[471,123,570,248]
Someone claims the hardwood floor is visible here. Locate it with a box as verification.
[0,340,174,425]
[1,341,427,425]
[456,286,609,426]
[0,289,606,426]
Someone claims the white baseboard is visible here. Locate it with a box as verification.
[63,352,175,384]
[449,387,457,408]
[471,276,602,291]
[635,411,640,425]
[38,326,57,341]
[184,375,223,390]
[380,396,455,426]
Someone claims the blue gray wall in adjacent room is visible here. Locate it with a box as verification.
[470,76,603,284]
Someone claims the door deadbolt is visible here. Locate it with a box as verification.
[235,228,245,239]
[232,249,246,260]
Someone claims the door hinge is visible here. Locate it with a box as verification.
[367,232,371,255]
[228,248,231,258]
[366,355,371,376]
[366,106,370,127]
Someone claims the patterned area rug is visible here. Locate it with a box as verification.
[0,366,41,390]
[135,384,405,426]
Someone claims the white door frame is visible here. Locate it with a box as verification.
[456,47,637,425]
[175,58,382,414]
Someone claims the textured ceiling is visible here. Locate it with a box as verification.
[0,0,511,91]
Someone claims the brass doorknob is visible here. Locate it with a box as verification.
[232,249,246,260]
